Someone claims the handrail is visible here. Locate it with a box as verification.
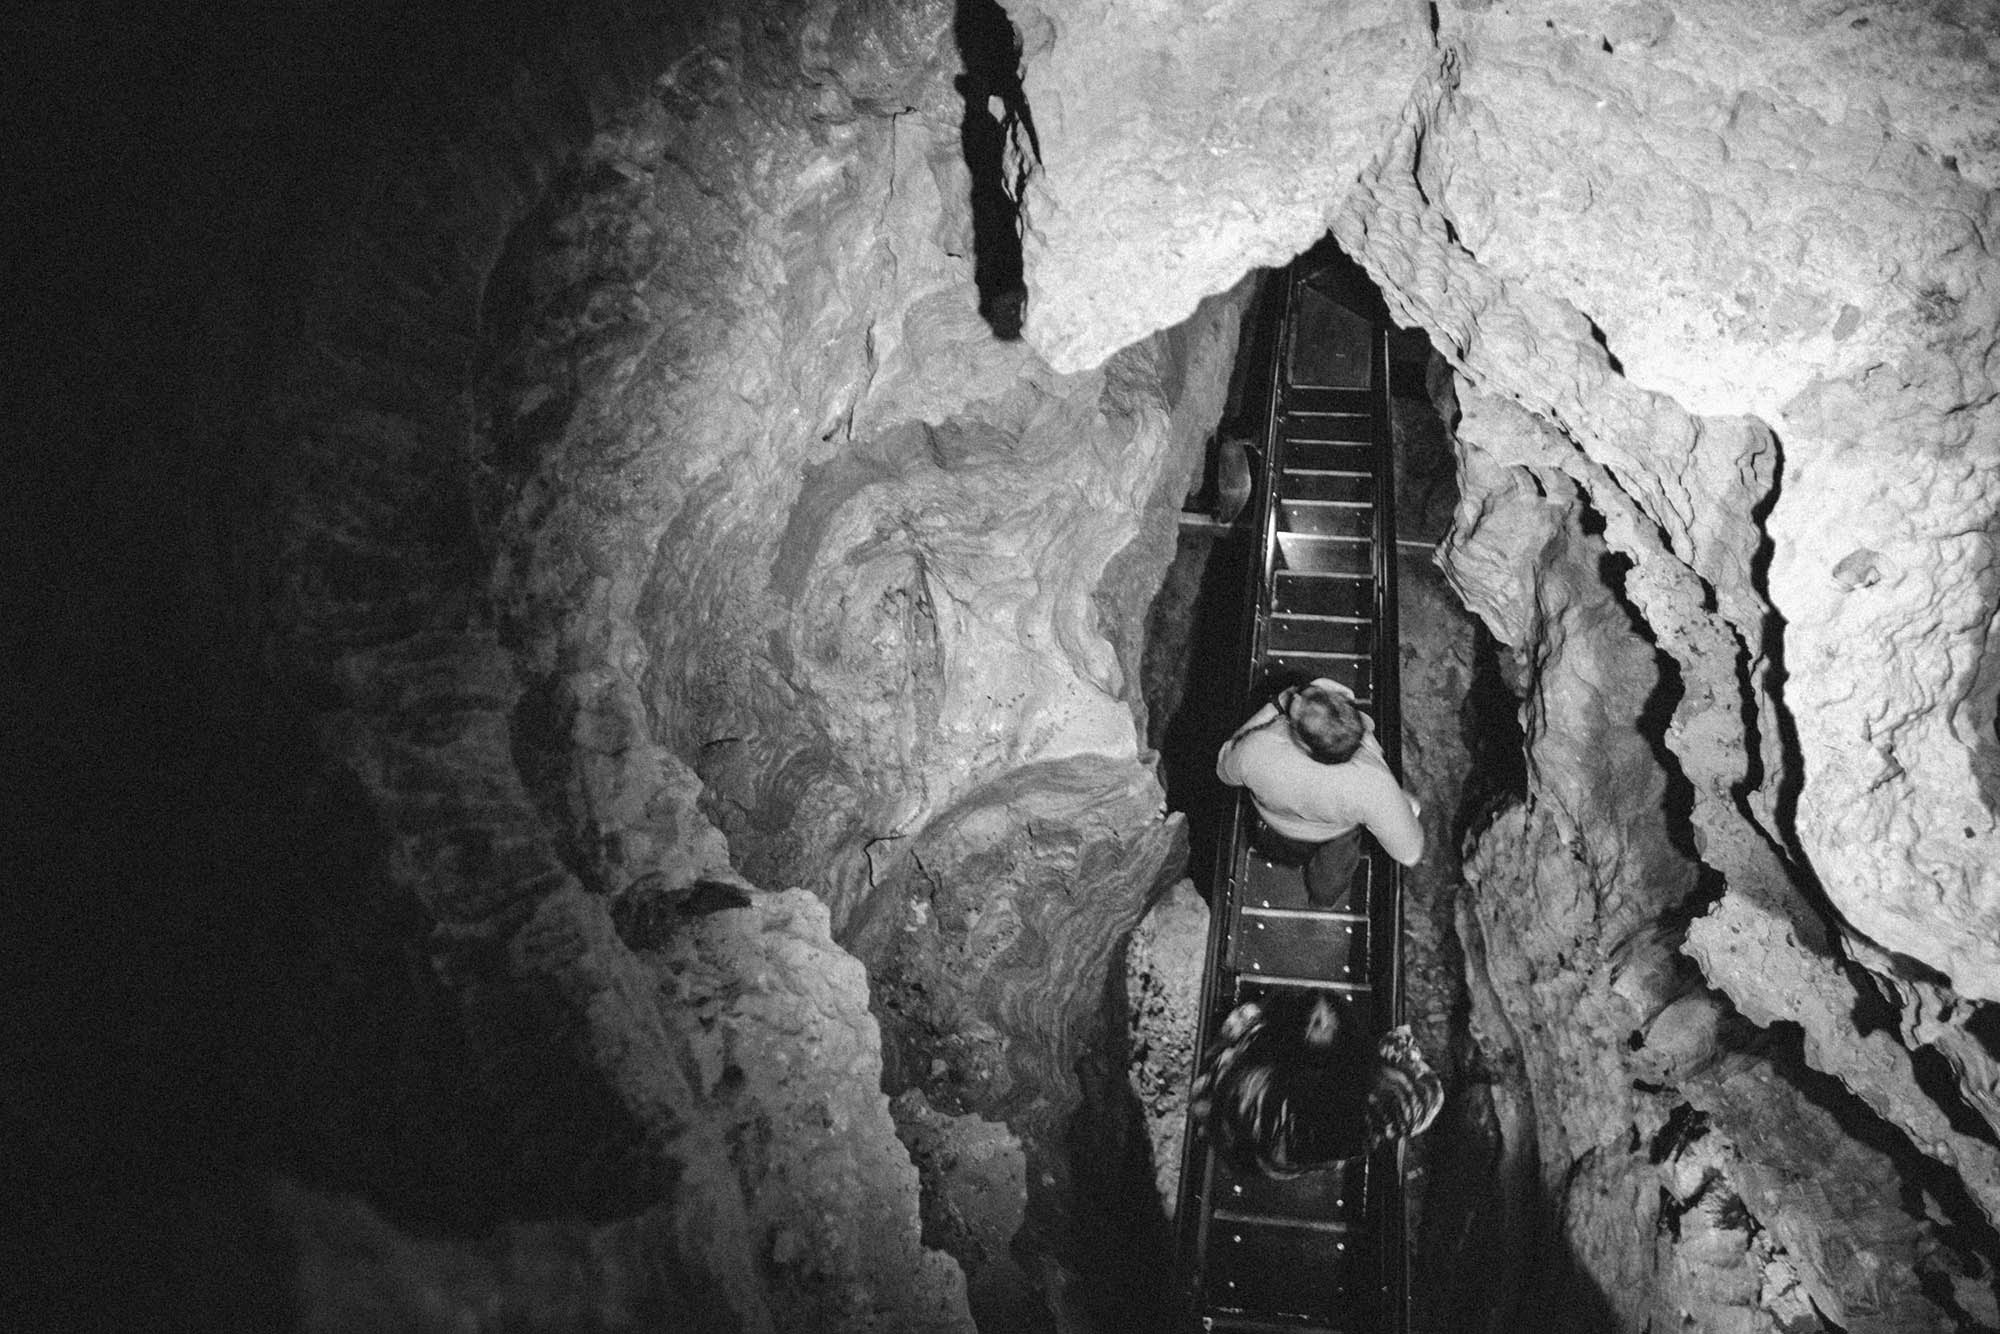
[1372,321,1411,1334]
[1248,270,1293,700]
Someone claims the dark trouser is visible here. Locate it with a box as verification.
[1253,824,1366,908]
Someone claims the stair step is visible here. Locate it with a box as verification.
[1234,969,1372,991]
[1268,615,1374,657]
[1273,573,1373,618]
[1240,906,1369,923]
[1281,431,1373,450]
[1242,854,1373,914]
[1283,406,1370,426]
[1212,1209,1358,1235]
[1195,1317,1353,1334]
[1230,910,1370,983]
[1282,384,1373,413]
[1204,1216,1365,1320]
[1278,500,1374,539]
[1279,497,1374,511]
[1261,648,1370,662]
[1208,1153,1371,1227]
[1255,656,1373,705]
[1278,470,1374,504]
[1275,533,1372,576]
[1281,435,1373,464]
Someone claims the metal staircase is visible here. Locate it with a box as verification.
[1176,243,1410,1334]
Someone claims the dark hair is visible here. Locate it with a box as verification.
[1198,991,1373,1178]
[1288,684,1365,764]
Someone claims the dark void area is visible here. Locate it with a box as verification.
[1150,535,1252,887]
[4,6,611,1329]
[7,660,327,1334]
[1063,952,1188,1332]
[1452,627,1527,851]
[953,0,1036,339]
[1755,1019,2000,1325]
[1146,272,1280,888]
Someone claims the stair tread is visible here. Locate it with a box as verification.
[1231,971,1372,991]
[1261,648,1370,660]
[1240,906,1370,922]
[1212,1209,1359,1235]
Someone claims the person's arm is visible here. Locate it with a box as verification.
[1361,770,1426,866]
[1217,699,1284,784]
[1352,756,1432,872]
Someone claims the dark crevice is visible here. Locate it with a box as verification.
[1851,962,2000,1150]
[1454,621,1528,851]
[1747,429,1808,867]
[1966,1001,2000,1062]
[1738,433,1857,943]
[1586,317,1624,375]
[953,0,1035,339]
[1146,274,1277,891]
[1147,526,1254,892]
[1649,1103,1710,1164]
[1064,940,1183,1332]
[1910,1041,2000,1149]
[1752,1022,2000,1292]
[1730,620,1769,813]
[1595,547,1701,865]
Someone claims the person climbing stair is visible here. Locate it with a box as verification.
[1215,677,1423,907]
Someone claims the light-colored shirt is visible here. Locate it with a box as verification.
[1215,681,1425,865]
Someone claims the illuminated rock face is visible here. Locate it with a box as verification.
[239,0,2000,1328]
[1009,0,1997,1328]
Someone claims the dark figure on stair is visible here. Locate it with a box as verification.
[1189,991,1443,1178]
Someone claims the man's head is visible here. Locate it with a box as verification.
[1283,683,1365,765]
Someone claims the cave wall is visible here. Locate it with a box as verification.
[1007,0,2000,1328]
[227,0,1241,1326]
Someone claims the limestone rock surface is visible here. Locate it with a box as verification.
[891,1090,1034,1331]
[1009,2,1999,1324]
[1124,877,1208,1216]
[280,890,970,1334]
[1001,0,1434,372]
